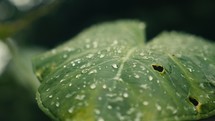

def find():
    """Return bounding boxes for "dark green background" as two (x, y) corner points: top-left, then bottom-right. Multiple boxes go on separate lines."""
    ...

(0, 0), (215, 121)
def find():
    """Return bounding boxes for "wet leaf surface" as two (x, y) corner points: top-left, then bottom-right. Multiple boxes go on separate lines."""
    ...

(32, 20), (215, 121)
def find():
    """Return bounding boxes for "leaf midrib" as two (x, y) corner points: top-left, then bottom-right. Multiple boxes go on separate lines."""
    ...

(113, 47), (137, 81)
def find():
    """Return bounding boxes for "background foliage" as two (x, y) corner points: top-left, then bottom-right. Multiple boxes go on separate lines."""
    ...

(0, 0), (215, 121)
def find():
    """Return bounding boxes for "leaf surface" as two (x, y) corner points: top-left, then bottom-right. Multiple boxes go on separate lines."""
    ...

(33, 20), (215, 121)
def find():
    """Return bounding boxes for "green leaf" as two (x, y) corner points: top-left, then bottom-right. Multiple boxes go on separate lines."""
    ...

(32, 20), (215, 121)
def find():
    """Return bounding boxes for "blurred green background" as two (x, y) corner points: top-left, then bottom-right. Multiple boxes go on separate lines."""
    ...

(0, 0), (215, 121)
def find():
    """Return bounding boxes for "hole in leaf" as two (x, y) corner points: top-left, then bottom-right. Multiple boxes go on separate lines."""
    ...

(152, 64), (164, 73)
(189, 96), (199, 106)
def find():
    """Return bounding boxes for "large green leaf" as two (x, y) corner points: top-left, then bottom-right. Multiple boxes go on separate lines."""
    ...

(32, 20), (215, 121)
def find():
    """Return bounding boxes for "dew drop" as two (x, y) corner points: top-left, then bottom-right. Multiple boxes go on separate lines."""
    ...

(126, 108), (135, 115)
(188, 68), (193, 72)
(94, 109), (101, 115)
(100, 54), (105, 58)
(112, 40), (118, 46)
(176, 92), (181, 97)
(123, 93), (129, 98)
(55, 75), (59, 78)
(143, 56), (149, 59)
(157, 80), (160, 83)
(97, 117), (105, 121)
(90, 83), (96, 89)
(56, 102), (60, 107)
(85, 38), (91, 43)
(71, 62), (75, 66)
(112, 64), (118, 69)
(140, 66), (145, 70)
(60, 79), (65, 83)
(134, 74), (140, 79)
(98, 97), (102, 101)
(148, 76), (153, 81)
(156, 104), (162, 111)
(63, 54), (68, 58)
(140, 52), (144, 56)
(199, 83), (205, 89)
(86, 44), (90, 48)
(116, 112), (125, 120)
(86, 54), (94, 58)
(65, 94), (72, 98)
(88, 69), (97, 75)
(80, 64), (86, 69)
(140, 84), (148, 89)
(51, 49), (56, 54)
(81, 69), (88, 73)
(117, 49), (122, 54)
(102, 84), (107, 89)
(75, 95), (85, 100)
(93, 42), (98, 48)
(76, 74), (81, 78)
(68, 106), (74, 113)
(48, 95), (53, 98)
(107, 105), (112, 109)
(65, 47), (74, 52)
(134, 112), (143, 121)
(143, 101), (149, 106)
(77, 60), (81, 64)
(133, 63), (137, 67)
(46, 88), (50, 92)
(83, 85), (86, 88)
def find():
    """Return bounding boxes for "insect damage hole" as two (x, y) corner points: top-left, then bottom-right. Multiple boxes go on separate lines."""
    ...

(152, 64), (164, 73)
(188, 96), (199, 106)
